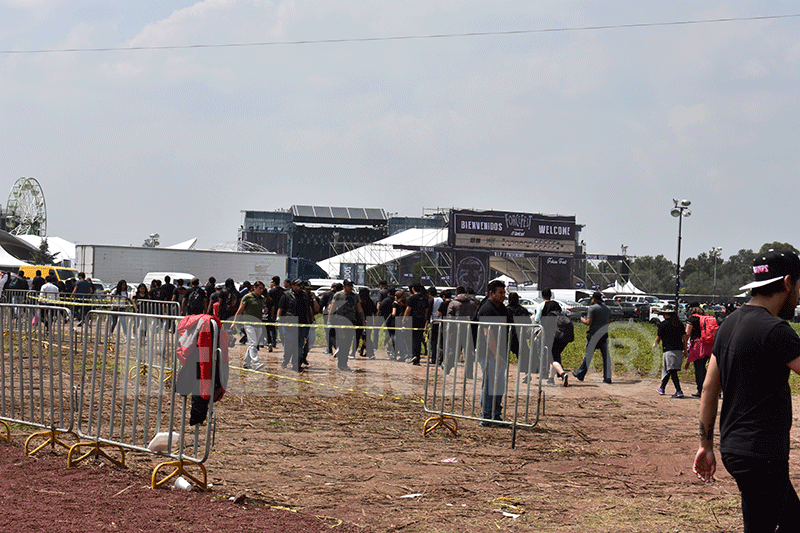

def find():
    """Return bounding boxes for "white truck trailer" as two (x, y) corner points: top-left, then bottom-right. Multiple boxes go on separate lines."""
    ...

(75, 244), (287, 286)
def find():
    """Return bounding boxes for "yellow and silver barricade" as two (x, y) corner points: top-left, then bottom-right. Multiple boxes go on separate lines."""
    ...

(0, 302), (77, 453)
(423, 316), (546, 445)
(71, 310), (223, 490)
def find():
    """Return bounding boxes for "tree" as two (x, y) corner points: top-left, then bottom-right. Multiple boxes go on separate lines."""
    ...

(629, 255), (675, 294)
(29, 238), (58, 265)
(758, 242), (798, 255)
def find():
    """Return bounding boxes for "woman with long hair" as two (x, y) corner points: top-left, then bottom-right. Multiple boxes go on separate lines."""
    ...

(110, 280), (131, 337)
(132, 283), (149, 341)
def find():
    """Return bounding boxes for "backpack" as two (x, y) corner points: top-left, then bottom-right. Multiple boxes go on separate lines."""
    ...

(219, 290), (240, 320)
(696, 314), (719, 345)
(185, 287), (206, 315)
(551, 311), (575, 344)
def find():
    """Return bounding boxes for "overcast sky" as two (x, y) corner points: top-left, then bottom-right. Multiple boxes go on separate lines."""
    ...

(1, 1), (799, 262)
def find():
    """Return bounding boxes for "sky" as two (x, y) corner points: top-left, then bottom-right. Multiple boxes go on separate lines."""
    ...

(1, 1), (799, 262)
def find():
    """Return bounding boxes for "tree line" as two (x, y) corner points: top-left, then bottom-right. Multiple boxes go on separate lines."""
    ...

(586, 242), (798, 298)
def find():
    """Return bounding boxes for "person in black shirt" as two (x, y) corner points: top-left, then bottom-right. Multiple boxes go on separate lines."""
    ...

(30, 270), (46, 292)
(476, 280), (512, 426)
(277, 279), (316, 372)
(694, 250), (800, 531)
(266, 276), (284, 352)
(431, 289), (451, 366)
(403, 284), (430, 365)
(358, 287), (378, 359)
(378, 290), (396, 357)
(652, 305), (686, 397)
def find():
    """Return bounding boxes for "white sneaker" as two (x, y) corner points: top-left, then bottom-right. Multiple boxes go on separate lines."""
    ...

(252, 363), (264, 372)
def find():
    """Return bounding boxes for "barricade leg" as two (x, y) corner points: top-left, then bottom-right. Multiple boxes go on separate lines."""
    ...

(25, 428), (79, 456)
(151, 458), (208, 491)
(0, 420), (9, 442)
(422, 414), (458, 437)
(67, 440), (126, 468)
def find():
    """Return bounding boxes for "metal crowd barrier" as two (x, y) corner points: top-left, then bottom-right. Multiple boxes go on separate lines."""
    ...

(135, 299), (180, 317)
(422, 317), (546, 445)
(0, 303), (77, 453)
(70, 309), (222, 489)
(0, 302), (224, 491)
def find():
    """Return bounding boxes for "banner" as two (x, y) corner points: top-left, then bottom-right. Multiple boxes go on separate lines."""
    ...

(451, 250), (489, 294)
(449, 209), (576, 253)
(538, 255), (574, 290)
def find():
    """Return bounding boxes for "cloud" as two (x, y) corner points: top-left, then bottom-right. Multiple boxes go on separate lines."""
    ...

(669, 103), (709, 144)
(736, 59), (770, 80)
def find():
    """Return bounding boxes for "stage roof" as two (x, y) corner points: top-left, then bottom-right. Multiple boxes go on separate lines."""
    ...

(317, 228), (447, 278)
(291, 205), (387, 225)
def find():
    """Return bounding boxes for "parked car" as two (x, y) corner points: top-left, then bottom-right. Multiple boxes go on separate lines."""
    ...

(519, 297), (541, 316)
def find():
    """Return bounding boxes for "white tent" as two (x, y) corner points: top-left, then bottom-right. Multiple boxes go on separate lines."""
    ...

(15, 235), (76, 266)
(602, 280), (646, 294)
(0, 246), (28, 268)
(166, 238), (197, 250)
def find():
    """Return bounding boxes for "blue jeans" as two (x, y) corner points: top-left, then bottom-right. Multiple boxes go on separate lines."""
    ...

(574, 332), (610, 381)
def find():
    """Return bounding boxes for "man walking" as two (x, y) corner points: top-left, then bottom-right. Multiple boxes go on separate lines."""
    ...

(72, 272), (94, 326)
(277, 279), (316, 372)
(693, 249), (800, 531)
(266, 276), (284, 352)
(572, 291), (611, 383)
(232, 281), (267, 371)
(403, 283), (430, 365)
(329, 279), (364, 372)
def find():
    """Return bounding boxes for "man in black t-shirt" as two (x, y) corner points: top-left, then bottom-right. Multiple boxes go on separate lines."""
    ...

(476, 280), (512, 426)
(266, 276), (284, 352)
(403, 284), (430, 365)
(277, 279), (315, 371)
(30, 270), (46, 292)
(694, 250), (800, 531)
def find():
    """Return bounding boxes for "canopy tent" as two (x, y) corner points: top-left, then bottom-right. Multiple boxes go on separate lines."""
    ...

(0, 230), (38, 263)
(0, 245), (29, 269)
(602, 280), (646, 294)
(166, 238), (197, 250)
(15, 235), (76, 266)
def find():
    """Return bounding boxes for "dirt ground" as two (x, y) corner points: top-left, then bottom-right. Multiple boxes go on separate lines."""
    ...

(4, 338), (792, 532)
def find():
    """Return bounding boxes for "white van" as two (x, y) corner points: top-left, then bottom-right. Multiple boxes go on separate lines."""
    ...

(142, 272), (195, 287)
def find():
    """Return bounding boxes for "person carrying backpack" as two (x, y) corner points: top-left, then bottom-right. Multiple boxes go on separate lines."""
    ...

(685, 303), (718, 398)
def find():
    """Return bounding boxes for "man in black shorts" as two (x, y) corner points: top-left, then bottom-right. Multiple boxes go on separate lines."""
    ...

(694, 249), (800, 531)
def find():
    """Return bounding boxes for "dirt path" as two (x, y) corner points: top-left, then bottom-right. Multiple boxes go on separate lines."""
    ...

(5, 341), (791, 531)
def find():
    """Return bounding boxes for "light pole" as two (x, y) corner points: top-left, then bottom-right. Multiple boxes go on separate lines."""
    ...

(671, 199), (691, 306)
(711, 246), (722, 303)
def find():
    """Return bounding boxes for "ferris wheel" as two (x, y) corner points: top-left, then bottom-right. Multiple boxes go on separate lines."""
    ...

(5, 177), (47, 236)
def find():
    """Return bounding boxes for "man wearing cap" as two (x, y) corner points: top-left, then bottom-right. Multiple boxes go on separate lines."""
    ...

(694, 249), (800, 531)
(572, 291), (612, 383)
